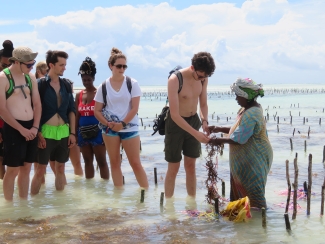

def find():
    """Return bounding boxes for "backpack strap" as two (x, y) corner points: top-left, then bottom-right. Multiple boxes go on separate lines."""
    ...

(3, 68), (33, 99)
(38, 77), (47, 103)
(3, 68), (15, 99)
(102, 81), (107, 107)
(174, 70), (183, 94)
(126, 76), (132, 94)
(62, 78), (72, 94)
(24, 74), (32, 97)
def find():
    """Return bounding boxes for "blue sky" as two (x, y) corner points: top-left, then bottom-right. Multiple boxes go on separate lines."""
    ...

(1, 0), (324, 87)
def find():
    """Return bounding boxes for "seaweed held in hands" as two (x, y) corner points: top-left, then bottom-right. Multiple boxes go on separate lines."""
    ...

(205, 135), (223, 205)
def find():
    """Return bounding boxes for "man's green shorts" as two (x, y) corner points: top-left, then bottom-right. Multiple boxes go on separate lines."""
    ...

(164, 113), (201, 162)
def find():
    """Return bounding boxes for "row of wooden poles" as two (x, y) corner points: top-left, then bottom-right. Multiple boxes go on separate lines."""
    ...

(283, 153), (325, 231)
(127, 156), (324, 232)
(131, 167), (226, 205)
(142, 88), (325, 100)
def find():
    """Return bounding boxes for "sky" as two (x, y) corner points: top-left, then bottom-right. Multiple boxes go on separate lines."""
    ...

(0, 0), (324, 87)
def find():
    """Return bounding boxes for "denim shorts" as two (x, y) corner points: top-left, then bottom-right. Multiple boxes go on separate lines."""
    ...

(102, 129), (139, 140)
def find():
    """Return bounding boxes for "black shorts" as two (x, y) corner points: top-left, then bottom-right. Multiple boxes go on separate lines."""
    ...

(0, 128), (3, 157)
(38, 137), (69, 165)
(164, 113), (201, 162)
(3, 120), (38, 167)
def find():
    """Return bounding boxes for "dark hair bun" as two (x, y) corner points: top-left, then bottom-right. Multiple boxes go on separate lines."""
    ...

(2, 40), (14, 57)
(78, 56), (97, 77)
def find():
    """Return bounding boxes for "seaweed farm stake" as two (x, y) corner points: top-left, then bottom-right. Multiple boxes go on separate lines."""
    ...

(304, 140), (307, 152)
(290, 138), (293, 151)
(292, 157), (298, 220)
(140, 189), (145, 203)
(284, 213), (291, 231)
(160, 192), (164, 206)
(285, 160), (291, 213)
(222, 181), (225, 197)
(262, 207), (266, 228)
(321, 177), (325, 216)
(214, 197), (219, 218)
(154, 167), (158, 185)
(307, 154), (312, 215)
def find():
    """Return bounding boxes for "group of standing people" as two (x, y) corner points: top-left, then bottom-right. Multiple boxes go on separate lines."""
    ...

(0, 39), (273, 209)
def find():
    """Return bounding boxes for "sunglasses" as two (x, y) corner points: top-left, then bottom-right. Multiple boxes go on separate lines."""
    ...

(113, 64), (128, 69)
(21, 60), (36, 69)
(195, 70), (208, 80)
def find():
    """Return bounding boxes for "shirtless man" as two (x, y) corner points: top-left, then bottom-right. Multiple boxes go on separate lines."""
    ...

(31, 50), (76, 194)
(0, 46), (41, 201)
(164, 52), (215, 199)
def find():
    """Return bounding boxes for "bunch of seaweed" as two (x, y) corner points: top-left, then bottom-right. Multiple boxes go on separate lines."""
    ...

(205, 135), (223, 205)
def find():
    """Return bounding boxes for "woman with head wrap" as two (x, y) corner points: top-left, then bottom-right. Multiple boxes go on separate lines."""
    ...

(209, 78), (273, 208)
(75, 57), (109, 180)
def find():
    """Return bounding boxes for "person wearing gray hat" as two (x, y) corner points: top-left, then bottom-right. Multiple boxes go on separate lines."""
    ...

(0, 46), (42, 201)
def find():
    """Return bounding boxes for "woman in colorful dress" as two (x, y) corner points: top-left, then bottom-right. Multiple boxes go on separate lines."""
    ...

(209, 78), (273, 208)
(94, 47), (148, 188)
(75, 57), (109, 179)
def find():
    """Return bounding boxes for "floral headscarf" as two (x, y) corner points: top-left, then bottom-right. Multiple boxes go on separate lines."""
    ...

(230, 78), (264, 102)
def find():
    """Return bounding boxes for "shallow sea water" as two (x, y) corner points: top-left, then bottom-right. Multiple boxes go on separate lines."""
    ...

(0, 85), (325, 243)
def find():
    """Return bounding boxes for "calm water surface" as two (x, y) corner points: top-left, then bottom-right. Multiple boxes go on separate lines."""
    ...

(0, 87), (325, 243)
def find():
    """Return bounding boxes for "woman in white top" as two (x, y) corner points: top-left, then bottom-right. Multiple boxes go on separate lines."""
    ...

(94, 47), (148, 188)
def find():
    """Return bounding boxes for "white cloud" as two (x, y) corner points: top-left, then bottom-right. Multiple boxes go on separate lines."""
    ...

(1, 0), (324, 85)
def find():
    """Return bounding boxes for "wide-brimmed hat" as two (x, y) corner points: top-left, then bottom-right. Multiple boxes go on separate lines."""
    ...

(9, 46), (38, 63)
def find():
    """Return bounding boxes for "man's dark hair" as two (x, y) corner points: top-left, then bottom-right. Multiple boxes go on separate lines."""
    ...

(46, 50), (68, 69)
(78, 57), (97, 78)
(191, 52), (215, 77)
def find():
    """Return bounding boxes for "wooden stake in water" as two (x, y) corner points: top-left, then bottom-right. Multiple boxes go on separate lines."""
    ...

(284, 213), (291, 230)
(304, 140), (307, 152)
(277, 125), (279, 133)
(222, 180), (225, 197)
(323, 145), (325, 163)
(140, 118), (143, 126)
(290, 116), (292, 125)
(285, 160), (291, 214)
(154, 167), (158, 185)
(123, 175), (125, 185)
(307, 154), (312, 215)
(140, 189), (145, 203)
(290, 138), (293, 151)
(214, 197), (219, 215)
(277, 116), (279, 124)
(262, 207), (266, 228)
(321, 182), (325, 216)
(160, 192), (164, 206)
(308, 126), (310, 138)
(293, 128), (295, 136)
(292, 157), (298, 220)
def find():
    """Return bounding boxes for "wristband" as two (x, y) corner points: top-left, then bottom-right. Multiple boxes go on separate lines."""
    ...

(70, 133), (76, 136)
(32, 126), (39, 130)
(201, 119), (209, 125)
